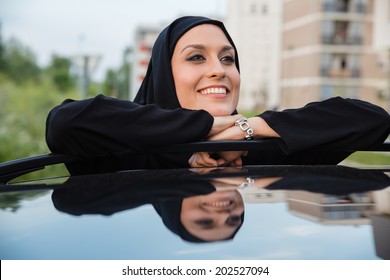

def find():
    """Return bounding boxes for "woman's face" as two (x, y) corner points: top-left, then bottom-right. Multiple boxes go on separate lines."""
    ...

(171, 24), (240, 116)
(181, 190), (244, 241)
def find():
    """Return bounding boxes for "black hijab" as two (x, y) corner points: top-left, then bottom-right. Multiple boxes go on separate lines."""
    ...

(134, 16), (240, 109)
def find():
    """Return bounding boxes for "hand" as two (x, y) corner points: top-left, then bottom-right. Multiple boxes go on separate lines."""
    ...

(190, 114), (247, 168)
(209, 116), (281, 141)
(209, 114), (243, 137)
(188, 151), (245, 168)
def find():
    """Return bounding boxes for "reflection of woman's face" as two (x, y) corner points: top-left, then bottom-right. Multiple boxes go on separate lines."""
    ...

(181, 190), (244, 241)
(171, 24), (240, 116)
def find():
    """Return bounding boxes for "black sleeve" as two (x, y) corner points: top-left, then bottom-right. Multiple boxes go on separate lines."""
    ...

(259, 97), (390, 154)
(46, 94), (214, 158)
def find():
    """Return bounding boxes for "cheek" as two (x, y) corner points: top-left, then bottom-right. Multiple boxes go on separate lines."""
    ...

(174, 70), (202, 109)
(231, 70), (241, 91)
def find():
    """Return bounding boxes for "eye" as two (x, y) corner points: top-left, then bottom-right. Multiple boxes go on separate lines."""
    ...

(187, 54), (206, 62)
(221, 55), (235, 65)
(194, 219), (214, 228)
(226, 215), (241, 226)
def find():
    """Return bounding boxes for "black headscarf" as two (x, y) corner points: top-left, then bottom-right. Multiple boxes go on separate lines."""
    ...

(134, 16), (240, 109)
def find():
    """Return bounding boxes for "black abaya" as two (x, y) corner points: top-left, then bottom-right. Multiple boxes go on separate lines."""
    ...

(45, 16), (390, 174)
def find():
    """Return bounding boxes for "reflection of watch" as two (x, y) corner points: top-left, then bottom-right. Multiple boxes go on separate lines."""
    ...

(239, 177), (254, 189)
(235, 118), (254, 140)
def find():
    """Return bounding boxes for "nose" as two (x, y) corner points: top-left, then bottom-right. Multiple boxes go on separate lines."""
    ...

(207, 57), (226, 79)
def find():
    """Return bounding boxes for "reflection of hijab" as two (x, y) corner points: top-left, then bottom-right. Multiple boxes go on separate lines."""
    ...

(51, 170), (215, 215)
(154, 196), (244, 243)
(51, 170), (243, 243)
(134, 16), (240, 109)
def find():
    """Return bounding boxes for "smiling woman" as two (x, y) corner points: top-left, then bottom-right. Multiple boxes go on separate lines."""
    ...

(171, 24), (240, 116)
(45, 16), (390, 175)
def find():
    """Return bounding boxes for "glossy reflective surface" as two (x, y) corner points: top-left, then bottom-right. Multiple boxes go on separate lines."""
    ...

(1, 165), (389, 260)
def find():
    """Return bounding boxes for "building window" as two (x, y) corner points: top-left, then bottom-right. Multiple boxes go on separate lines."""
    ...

(251, 3), (257, 14)
(320, 85), (360, 100)
(262, 4), (268, 15)
(323, 0), (367, 14)
(321, 21), (362, 45)
(322, 0), (350, 13)
(355, 0), (366, 13)
(320, 53), (361, 78)
(348, 21), (363, 44)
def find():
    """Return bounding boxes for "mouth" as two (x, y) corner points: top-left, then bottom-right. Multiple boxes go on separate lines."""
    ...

(199, 87), (228, 95)
(204, 200), (232, 208)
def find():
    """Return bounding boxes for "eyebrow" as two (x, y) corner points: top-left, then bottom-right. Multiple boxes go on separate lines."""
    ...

(180, 44), (234, 54)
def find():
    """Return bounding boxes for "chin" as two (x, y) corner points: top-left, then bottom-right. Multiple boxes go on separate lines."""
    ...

(207, 107), (236, 116)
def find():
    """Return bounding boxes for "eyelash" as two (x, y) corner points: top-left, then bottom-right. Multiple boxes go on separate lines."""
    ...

(186, 54), (235, 64)
(187, 54), (205, 62)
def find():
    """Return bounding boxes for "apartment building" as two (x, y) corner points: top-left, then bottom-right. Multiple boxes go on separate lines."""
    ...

(281, 0), (388, 109)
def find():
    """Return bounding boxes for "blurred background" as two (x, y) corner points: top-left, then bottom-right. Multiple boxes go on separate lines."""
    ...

(0, 0), (389, 165)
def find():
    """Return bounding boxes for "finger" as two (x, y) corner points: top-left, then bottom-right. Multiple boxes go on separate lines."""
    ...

(189, 152), (219, 168)
(209, 114), (244, 136)
(233, 157), (243, 167)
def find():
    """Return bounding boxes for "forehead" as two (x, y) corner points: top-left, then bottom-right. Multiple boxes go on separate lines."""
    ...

(176, 24), (231, 47)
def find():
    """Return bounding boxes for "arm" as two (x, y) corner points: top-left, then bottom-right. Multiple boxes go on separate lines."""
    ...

(210, 97), (390, 153)
(192, 97), (390, 167)
(259, 97), (390, 154)
(46, 94), (214, 158)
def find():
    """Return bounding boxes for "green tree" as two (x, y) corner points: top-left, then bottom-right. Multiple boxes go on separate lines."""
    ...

(102, 46), (132, 99)
(46, 54), (75, 92)
(0, 22), (6, 74)
(1, 37), (41, 84)
(103, 68), (118, 97)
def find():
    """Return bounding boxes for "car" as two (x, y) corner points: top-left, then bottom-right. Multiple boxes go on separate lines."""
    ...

(1, 140), (389, 260)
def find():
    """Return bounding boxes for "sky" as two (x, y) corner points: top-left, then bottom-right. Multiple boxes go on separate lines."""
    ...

(0, 0), (227, 80)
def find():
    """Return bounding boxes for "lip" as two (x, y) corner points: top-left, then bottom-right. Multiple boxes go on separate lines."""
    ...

(198, 85), (230, 96)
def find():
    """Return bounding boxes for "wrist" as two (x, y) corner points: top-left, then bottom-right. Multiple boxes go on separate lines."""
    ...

(248, 117), (280, 139)
(234, 118), (254, 140)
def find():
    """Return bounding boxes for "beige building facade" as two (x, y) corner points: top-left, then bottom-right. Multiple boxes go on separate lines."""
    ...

(226, 0), (283, 111)
(281, 0), (389, 109)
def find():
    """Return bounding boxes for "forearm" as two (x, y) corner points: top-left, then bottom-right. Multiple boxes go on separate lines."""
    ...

(259, 97), (390, 153)
(46, 95), (214, 157)
(248, 116), (280, 139)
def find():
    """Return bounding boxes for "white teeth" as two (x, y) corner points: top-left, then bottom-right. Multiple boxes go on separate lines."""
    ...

(205, 200), (231, 207)
(200, 88), (227, 95)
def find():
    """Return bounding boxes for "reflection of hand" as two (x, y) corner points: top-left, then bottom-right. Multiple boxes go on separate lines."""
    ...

(212, 177), (283, 189)
(188, 151), (246, 168)
(188, 152), (225, 167)
(217, 151), (246, 167)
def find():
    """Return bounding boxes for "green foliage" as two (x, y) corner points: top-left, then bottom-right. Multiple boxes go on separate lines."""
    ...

(0, 23), (6, 73)
(0, 75), (77, 163)
(45, 54), (75, 92)
(0, 191), (48, 212)
(0, 31), (78, 176)
(1, 37), (41, 84)
(345, 152), (390, 166)
(102, 46), (132, 100)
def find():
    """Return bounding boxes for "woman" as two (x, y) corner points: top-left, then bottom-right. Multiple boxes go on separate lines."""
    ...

(46, 16), (390, 174)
